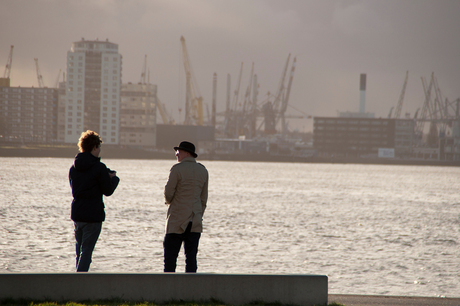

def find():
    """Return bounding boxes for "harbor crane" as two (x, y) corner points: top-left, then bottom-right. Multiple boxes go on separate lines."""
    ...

(136, 54), (173, 124)
(180, 36), (204, 125)
(140, 54), (147, 84)
(34, 58), (45, 88)
(278, 57), (296, 135)
(3, 45), (14, 78)
(54, 69), (61, 88)
(415, 72), (460, 146)
(157, 98), (175, 124)
(394, 71), (408, 118)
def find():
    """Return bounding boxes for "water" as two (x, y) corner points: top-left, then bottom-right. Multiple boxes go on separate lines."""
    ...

(0, 157), (459, 297)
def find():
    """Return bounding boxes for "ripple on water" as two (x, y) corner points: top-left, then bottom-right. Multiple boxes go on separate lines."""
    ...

(1, 158), (459, 297)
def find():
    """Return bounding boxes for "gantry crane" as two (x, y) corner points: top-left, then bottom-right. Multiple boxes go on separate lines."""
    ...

(34, 58), (45, 88)
(3, 45), (14, 78)
(180, 36), (203, 125)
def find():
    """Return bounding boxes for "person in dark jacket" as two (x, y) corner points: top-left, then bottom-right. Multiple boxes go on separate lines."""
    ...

(69, 130), (119, 272)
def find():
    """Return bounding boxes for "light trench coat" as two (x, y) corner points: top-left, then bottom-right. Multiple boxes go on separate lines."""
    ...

(164, 157), (208, 234)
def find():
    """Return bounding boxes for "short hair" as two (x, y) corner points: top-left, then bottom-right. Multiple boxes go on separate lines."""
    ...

(78, 130), (102, 153)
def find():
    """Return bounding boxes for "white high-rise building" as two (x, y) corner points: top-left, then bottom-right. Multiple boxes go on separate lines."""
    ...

(64, 38), (122, 144)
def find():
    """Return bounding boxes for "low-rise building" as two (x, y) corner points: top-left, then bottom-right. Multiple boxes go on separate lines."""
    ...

(313, 117), (415, 158)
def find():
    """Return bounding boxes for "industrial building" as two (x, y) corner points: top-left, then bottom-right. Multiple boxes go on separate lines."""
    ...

(0, 86), (58, 143)
(156, 124), (214, 154)
(64, 38), (122, 145)
(313, 117), (415, 158)
(120, 82), (157, 147)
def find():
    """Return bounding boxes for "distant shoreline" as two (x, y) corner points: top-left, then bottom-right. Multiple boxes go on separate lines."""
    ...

(0, 145), (459, 167)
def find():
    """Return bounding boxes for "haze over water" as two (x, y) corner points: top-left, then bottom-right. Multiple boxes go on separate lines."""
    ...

(0, 157), (459, 297)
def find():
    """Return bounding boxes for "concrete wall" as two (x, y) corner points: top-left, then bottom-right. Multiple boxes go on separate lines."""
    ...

(0, 273), (328, 306)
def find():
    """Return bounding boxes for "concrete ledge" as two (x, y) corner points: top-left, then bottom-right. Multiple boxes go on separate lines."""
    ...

(0, 273), (328, 306)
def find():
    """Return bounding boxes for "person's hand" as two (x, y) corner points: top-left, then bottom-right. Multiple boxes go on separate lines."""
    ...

(109, 171), (117, 178)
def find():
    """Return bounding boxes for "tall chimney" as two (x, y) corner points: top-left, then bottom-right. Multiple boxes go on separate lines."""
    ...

(359, 73), (366, 113)
(212, 73), (217, 128)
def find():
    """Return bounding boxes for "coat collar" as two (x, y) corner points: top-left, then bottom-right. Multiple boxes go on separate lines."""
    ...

(180, 156), (196, 163)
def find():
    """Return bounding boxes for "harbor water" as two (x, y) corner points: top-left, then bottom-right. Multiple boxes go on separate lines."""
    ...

(0, 157), (459, 297)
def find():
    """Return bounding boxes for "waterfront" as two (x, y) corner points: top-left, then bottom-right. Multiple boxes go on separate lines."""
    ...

(0, 157), (459, 297)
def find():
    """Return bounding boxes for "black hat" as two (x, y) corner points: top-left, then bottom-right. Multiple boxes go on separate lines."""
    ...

(174, 141), (198, 158)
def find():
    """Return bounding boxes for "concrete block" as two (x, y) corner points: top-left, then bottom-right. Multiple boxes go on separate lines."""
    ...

(0, 273), (328, 306)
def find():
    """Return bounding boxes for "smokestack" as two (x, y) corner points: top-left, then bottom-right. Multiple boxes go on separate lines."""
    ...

(212, 73), (217, 128)
(360, 73), (366, 113)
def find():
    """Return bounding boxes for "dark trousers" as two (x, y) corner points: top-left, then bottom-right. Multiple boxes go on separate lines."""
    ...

(163, 222), (201, 273)
(74, 221), (102, 272)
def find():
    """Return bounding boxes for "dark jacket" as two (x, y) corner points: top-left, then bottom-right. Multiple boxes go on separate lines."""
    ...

(69, 152), (120, 222)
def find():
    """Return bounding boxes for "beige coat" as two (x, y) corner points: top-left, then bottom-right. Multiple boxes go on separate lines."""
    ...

(164, 157), (208, 234)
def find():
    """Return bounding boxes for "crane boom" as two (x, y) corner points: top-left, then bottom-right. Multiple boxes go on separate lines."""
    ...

(140, 54), (147, 84)
(55, 69), (61, 88)
(34, 58), (45, 88)
(157, 98), (174, 124)
(180, 36), (203, 125)
(278, 57), (296, 135)
(416, 74), (434, 135)
(3, 45), (14, 78)
(273, 54), (291, 111)
(232, 62), (243, 111)
(394, 71), (408, 118)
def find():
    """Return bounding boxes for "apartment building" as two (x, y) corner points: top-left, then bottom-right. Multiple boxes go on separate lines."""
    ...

(65, 38), (122, 144)
(120, 82), (157, 147)
(0, 86), (58, 143)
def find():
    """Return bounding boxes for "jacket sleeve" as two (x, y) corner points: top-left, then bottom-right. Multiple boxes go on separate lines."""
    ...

(99, 164), (120, 196)
(164, 166), (179, 204)
(201, 171), (208, 215)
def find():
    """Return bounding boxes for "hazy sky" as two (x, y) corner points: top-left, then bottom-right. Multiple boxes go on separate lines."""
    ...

(1, 0), (459, 131)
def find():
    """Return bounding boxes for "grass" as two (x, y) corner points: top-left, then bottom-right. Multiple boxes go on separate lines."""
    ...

(0, 299), (345, 306)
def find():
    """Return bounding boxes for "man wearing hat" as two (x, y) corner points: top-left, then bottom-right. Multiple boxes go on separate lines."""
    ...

(163, 141), (209, 272)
